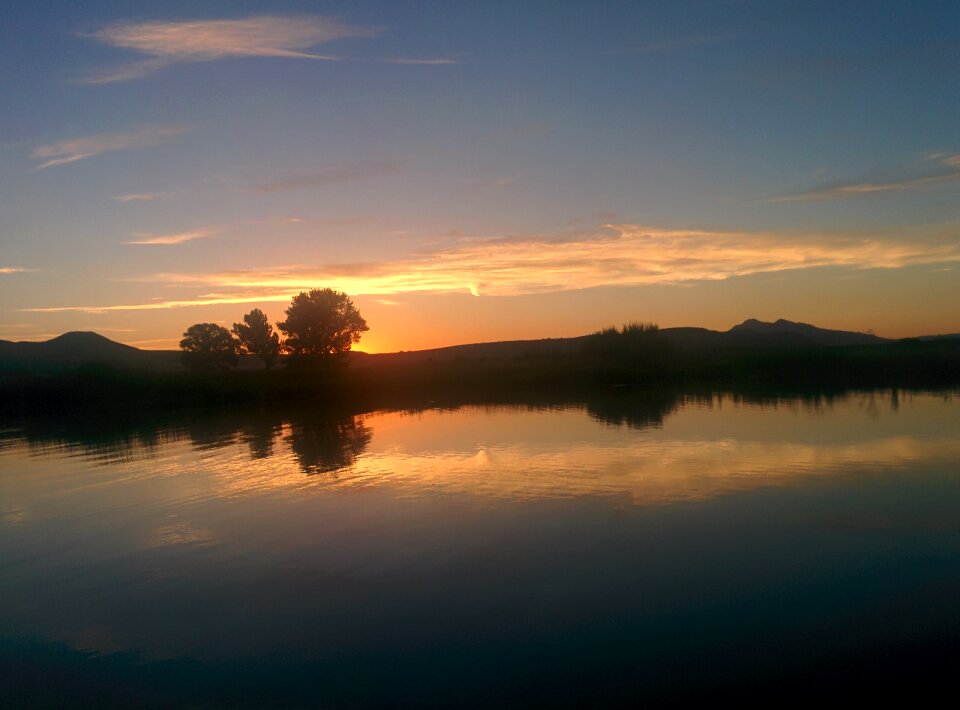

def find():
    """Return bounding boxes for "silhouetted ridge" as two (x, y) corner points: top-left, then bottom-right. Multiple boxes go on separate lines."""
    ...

(0, 320), (909, 376)
(723, 318), (886, 347)
(43, 331), (140, 357)
(0, 331), (182, 371)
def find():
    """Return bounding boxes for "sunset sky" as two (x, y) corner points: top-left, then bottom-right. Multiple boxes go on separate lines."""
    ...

(2, 1), (959, 352)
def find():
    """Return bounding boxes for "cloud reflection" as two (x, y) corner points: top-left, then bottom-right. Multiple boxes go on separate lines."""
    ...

(5, 392), (958, 507)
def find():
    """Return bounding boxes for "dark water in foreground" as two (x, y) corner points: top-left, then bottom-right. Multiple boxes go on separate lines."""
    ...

(2, 390), (959, 707)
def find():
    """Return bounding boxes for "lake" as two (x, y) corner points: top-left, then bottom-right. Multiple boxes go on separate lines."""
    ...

(2, 389), (959, 707)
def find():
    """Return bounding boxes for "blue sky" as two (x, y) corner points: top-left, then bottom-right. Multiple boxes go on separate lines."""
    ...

(2, 1), (959, 350)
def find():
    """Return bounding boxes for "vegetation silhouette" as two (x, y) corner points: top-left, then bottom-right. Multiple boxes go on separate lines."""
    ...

(179, 323), (239, 372)
(3, 314), (960, 418)
(581, 322), (675, 376)
(233, 309), (281, 370)
(278, 288), (368, 367)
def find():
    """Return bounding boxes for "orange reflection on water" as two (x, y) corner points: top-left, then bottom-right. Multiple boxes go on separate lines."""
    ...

(3, 392), (958, 512)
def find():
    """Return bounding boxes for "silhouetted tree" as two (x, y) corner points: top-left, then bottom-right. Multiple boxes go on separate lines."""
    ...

(179, 323), (240, 372)
(232, 308), (281, 369)
(277, 288), (369, 366)
(582, 322), (672, 373)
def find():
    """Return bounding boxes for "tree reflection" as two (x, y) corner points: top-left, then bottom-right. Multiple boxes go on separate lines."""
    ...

(240, 417), (282, 459)
(186, 417), (241, 451)
(285, 412), (372, 474)
(584, 389), (681, 429)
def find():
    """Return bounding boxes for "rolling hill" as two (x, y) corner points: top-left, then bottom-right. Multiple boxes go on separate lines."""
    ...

(0, 320), (898, 373)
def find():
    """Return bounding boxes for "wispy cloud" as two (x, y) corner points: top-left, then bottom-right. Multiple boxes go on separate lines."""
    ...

(771, 153), (960, 203)
(388, 57), (460, 65)
(31, 125), (187, 169)
(252, 162), (401, 193)
(25, 223), (960, 313)
(607, 30), (742, 55)
(82, 15), (380, 83)
(125, 228), (218, 246)
(126, 338), (180, 349)
(111, 192), (170, 202)
(1, 267), (38, 274)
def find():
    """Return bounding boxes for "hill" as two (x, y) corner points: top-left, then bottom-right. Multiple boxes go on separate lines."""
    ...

(352, 318), (888, 366)
(658, 318), (887, 352)
(0, 332), (181, 372)
(2, 322), (958, 415)
(0, 320), (894, 373)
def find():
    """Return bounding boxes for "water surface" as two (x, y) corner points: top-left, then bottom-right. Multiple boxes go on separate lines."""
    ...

(2, 390), (959, 706)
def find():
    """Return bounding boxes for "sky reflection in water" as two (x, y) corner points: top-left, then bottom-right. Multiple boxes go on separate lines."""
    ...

(1, 390), (959, 705)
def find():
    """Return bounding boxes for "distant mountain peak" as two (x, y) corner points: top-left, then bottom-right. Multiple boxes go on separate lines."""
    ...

(49, 330), (127, 344)
(46, 331), (139, 351)
(730, 318), (816, 332)
(723, 318), (884, 345)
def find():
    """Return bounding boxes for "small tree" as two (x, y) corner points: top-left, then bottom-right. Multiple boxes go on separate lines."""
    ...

(232, 308), (281, 369)
(179, 323), (240, 372)
(277, 288), (369, 365)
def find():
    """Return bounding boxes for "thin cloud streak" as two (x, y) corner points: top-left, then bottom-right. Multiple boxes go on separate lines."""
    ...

(111, 192), (169, 202)
(1, 267), (37, 274)
(125, 229), (217, 246)
(25, 224), (960, 313)
(25, 293), (296, 314)
(31, 125), (188, 169)
(388, 57), (460, 65)
(252, 162), (401, 193)
(83, 15), (380, 83)
(609, 30), (742, 55)
(772, 153), (960, 202)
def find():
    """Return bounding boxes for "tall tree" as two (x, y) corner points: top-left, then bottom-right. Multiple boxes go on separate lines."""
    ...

(179, 323), (240, 372)
(232, 308), (281, 369)
(277, 289), (369, 365)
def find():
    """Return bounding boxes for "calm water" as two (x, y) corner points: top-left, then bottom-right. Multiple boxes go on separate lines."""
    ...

(2, 390), (959, 706)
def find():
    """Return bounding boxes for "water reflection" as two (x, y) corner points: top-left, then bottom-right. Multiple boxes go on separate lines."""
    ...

(1, 389), (957, 506)
(241, 416), (282, 459)
(1, 406), (376, 477)
(286, 413), (372, 474)
(1, 389), (959, 706)
(585, 388), (680, 428)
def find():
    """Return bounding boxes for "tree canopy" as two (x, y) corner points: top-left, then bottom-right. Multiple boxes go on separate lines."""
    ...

(179, 323), (240, 371)
(232, 308), (280, 369)
(581, 322), (672, 370)
(277, 289), (369, 365)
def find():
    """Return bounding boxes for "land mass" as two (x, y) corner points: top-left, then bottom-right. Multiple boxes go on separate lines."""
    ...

(0, 318), (902, 371)
(1, 319), (958, 416)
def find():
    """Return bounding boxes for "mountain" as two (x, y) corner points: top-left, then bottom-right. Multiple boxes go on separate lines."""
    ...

(724, 318), (886, 346)
(663, 318), (887, 350)
(0, 332), (180, 371)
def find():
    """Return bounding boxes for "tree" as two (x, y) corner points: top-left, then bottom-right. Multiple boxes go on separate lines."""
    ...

(277, 288), (369, 365)
(232, 308), (281, 369)
(179, 323), (240, 371)
(581, 322), (671, 371)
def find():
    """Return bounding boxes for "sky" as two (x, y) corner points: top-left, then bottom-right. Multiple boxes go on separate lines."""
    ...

(1, 0), (959, 352)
